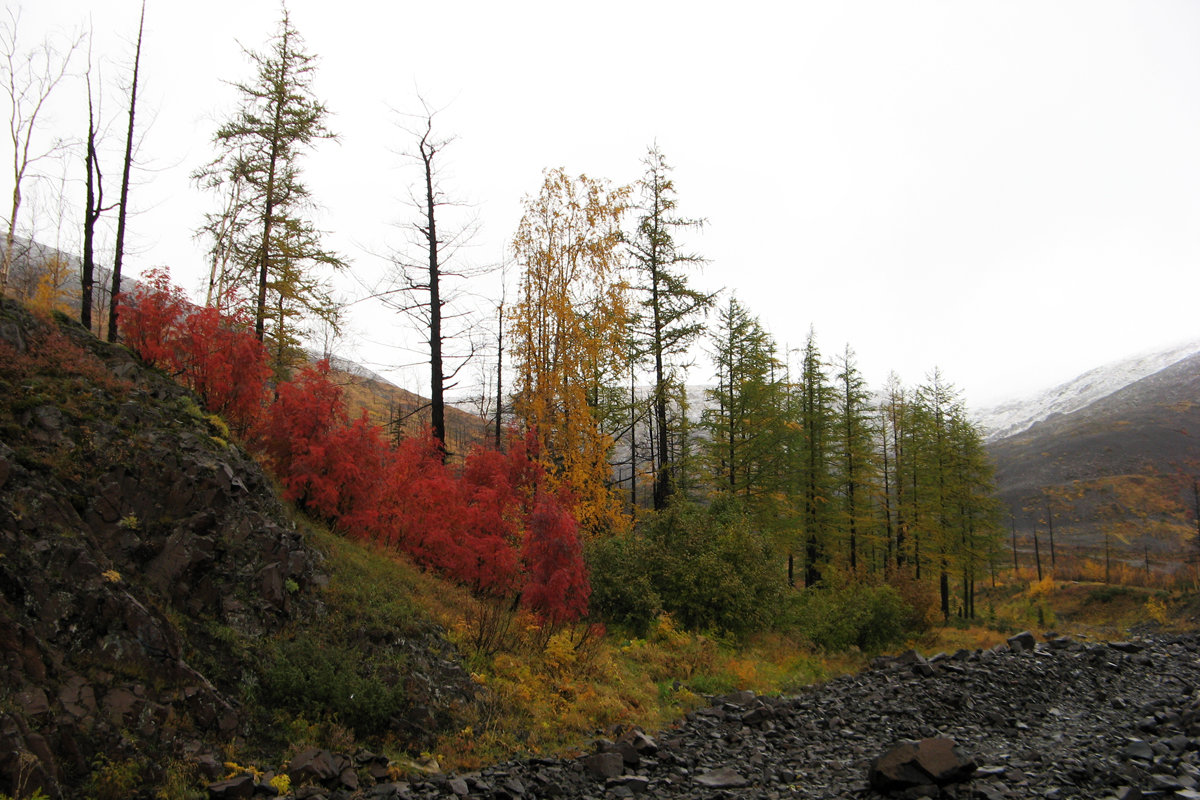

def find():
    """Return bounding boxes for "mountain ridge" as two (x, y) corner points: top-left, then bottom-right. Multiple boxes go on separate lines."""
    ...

(976, 339), (1200, 442)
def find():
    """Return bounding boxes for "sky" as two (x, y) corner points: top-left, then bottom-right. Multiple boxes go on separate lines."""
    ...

(10, 1), (1200, 410)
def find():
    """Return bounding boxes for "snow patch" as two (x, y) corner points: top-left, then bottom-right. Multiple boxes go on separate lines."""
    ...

(975, 339), (1200, 441)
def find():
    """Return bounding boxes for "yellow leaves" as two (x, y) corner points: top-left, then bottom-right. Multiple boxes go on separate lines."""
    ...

(1028, 574), (1056, 598)
(1145, 595), (1169, 624)
(511, 168), (632, 538)
(101, 569), (122, 584)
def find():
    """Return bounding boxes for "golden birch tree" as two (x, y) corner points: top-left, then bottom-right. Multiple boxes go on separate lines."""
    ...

(511, 168), (631, 538)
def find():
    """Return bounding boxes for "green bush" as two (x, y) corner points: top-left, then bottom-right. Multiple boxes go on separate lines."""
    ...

(258, 633), (406, 734)
(781, 582), (912, 653)
(587, 498), (784, 637)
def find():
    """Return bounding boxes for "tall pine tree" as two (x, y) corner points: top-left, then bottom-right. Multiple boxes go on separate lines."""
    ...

(195, 5), (344, 370)
(627, 145), (715, 509)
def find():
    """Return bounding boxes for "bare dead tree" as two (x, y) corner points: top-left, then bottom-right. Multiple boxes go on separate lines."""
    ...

(1, 8), (82, 297)
(81, 40), (117, 331)
(371, 100), (490, 458)
(106, 0), (144, 342)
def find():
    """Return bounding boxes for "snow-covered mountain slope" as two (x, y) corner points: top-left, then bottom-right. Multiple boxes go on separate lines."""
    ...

(975, 339), (1200, 442)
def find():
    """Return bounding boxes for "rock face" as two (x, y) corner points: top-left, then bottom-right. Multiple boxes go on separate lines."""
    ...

(384, 632), (1200, 800)
(0, 301), (475, 799)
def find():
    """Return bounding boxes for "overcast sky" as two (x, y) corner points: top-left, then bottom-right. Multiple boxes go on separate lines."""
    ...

(12, 1), (1200, 409)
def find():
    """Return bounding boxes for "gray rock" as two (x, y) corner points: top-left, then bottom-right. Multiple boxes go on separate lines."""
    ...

(1007, 631), (1037, 651)
(693, 766), (749, 788)
(582, 751), (624, 779)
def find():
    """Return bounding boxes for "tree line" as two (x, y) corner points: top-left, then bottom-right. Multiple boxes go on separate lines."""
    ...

(6, 3), (1004, 633)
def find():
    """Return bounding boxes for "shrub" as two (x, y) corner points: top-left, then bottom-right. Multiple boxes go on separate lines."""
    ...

(258, 633), (406, 735)
(780, 581), (913, 653)
(587, 498), (783, 637)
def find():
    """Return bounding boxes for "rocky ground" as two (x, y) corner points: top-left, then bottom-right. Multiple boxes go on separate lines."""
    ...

(317, 630), (1200, 800)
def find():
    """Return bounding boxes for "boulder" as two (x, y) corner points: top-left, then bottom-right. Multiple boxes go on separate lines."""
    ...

(693, 766), (749, 788)
(206, 774), (255, 799)
(1007, 631), (1037, 652)
(868, 738), (976, 791)
(582, 751), (624, 779)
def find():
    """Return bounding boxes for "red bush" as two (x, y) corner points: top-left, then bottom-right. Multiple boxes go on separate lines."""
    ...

(521, 490), (591, 623)
(120, 268), (269, 434)
(120, 272), (590, 620)
(118, 268), (187, 368)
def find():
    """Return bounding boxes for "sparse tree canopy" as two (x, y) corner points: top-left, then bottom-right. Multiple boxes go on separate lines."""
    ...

(195, 4), (344, 369)
(627, 145), (716, 510)
(0, 7), (82, 297)
(376, 104), (486, 457)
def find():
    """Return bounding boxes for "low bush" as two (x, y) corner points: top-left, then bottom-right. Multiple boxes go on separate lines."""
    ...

(258, 633), (407, 734)
(587, 498), (783, 637)
(780, 581), (913, 653)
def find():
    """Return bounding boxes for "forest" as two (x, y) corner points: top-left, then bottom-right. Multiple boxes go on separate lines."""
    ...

(2, 4), (1003, 645)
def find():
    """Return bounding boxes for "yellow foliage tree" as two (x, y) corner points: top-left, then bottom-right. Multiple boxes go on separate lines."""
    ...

(30, 254), (77, 315)
(511, 168), (631, 538)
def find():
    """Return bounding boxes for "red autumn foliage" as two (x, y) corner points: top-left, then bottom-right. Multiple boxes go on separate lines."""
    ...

(174, 304), (270, 435)
(118, 268), (188, 369)
(120, 268), (269, 434)
(521, 490), (591, 624)
(118, 271), (590, 622)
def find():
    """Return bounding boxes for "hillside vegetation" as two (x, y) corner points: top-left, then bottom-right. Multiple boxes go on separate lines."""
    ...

(0, 296), (1191, 799)
(987, 352), (1200, 584)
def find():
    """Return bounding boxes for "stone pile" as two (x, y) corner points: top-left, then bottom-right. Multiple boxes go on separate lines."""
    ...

(340, 631), (1200, 800)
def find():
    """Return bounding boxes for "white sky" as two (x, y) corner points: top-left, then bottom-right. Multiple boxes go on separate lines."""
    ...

(12, 0), (1200, 409)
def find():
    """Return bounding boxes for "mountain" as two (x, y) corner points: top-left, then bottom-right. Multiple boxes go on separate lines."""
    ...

(985, 345), (1200, 575)
(976, 339), (1200, 442)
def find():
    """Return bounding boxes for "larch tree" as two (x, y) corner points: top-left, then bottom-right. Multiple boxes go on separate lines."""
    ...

(795, 329), (835, 587)
(195, 5), (344, 367)
(831, 344), (878, 574)
(510, 167), (631, 538)
(0, 7), (81, 297)
(701, 296), (784, 502)
(627, 145), (715, 510)
(945, 404), (1000, 618)
(916, 368), (958, 618)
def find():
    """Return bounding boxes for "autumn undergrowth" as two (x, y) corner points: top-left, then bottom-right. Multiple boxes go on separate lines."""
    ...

(914, 575), (1196, 656)
(288, 526), (868, 773)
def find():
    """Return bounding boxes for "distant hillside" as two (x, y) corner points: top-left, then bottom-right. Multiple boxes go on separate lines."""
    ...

(329, 360), (491, 457)
(986, 349), (1200, 574)
(976, 339), (1200, 441)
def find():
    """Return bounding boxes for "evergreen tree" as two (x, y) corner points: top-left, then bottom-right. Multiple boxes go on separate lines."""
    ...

(701, 296), (784, 503)
(945, 400), (1001, 618)
(195, 5), (344, 368)
(831, 344), (878, 574)
(916, 369), (958, 618)
(795, 329), (835, 587)
(627, 145), (716, 509)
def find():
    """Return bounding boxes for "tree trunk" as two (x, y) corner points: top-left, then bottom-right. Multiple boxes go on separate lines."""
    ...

(420, 133), (445, 458)
(1033, 525), (1043, 582)
(107, 1), (144, 342)
(81, 74), (100, 330)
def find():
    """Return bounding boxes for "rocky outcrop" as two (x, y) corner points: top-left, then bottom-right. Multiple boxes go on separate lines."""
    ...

(0, 301), (477, 798)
